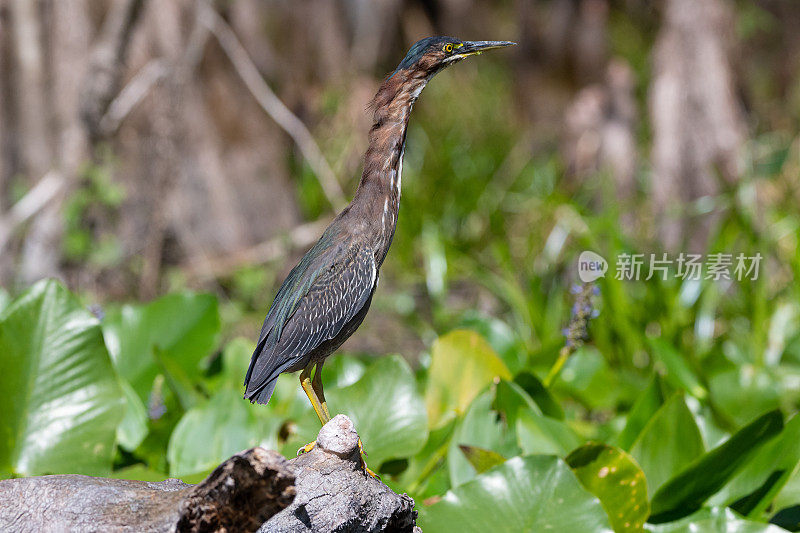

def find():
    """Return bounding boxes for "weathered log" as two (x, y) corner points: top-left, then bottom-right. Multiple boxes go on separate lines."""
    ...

(262, 415), (418, 533)
(0, 447), (294, 533)
(0, 415), (418, 533)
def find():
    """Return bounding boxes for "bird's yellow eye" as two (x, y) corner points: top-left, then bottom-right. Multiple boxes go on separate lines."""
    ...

(444, 43), (453, 53)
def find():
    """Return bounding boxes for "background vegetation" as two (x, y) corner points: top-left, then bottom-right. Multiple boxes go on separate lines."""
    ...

(1, 0), (800, 531)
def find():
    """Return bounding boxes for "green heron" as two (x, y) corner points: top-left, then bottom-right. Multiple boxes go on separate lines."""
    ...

(244, 36), (514, 453)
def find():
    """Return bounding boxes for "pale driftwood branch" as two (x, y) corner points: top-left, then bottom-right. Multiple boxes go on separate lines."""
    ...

(80, 0), (145, 140)
(199, 3), (347, 211)
(0, 415), (418, 533)
(98, 59), (169, 136)
(0, 170), (65, 254)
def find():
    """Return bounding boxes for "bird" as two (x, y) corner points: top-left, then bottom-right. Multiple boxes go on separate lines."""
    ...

(244, 36), (514, 462)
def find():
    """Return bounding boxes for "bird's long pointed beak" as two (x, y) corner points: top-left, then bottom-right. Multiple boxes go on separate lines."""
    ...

(456, 40), (516, 57)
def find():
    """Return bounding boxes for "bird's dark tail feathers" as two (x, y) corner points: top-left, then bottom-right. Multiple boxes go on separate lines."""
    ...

(244, 377), (278, 405)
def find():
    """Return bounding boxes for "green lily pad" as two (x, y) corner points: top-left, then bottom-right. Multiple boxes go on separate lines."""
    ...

(117, 379), (149, 452)
(102, 292), (220, 402)
(448, 389), (517, 487)
(567, 443), (649, 533)
(425, 329), (511, 428)
(328, 355), (428, 467)
(420, 455), (614, 532)
(167, 387), (279, 477)
(517, 409), (582, 457)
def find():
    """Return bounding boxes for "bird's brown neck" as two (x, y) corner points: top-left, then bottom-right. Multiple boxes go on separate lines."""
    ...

(350, 69), (430, 265)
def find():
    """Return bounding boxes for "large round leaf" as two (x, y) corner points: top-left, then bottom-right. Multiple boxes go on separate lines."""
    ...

(567, 443), (649, 533)
(328, 355), (428, 467)
(0, 280), (125, 477)
(102, 292), (220, 401)
(167, 387), (279, 477)
(458, 314), (527, 374)
(448, 389), (517, 487)
(420, 455), (614, 532)
(516, 409), (582, 457)
(425, 330), (511, 428)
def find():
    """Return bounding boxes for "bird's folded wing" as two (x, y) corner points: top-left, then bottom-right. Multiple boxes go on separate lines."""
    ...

(244, 243), (376, 396)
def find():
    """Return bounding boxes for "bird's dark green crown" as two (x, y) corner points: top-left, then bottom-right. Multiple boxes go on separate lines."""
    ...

(391, 36), (515, 77)
(394, 36), (460, 72)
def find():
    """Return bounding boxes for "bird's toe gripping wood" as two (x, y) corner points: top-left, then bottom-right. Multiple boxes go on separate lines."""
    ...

(297, 440), (316, 456)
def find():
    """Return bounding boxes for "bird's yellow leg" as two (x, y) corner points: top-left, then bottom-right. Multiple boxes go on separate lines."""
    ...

(301, 362), (330, 426)
(358, 437), (380, 479)
(298, 362), (330, 455)
(300, 361), (376, 478)
(311, 361), (331, 421)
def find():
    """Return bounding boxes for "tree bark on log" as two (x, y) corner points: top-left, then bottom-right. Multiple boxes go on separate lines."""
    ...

(0, 415), (419, 533)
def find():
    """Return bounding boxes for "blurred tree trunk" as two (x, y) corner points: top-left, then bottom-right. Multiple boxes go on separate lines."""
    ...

(9, 0), (50, 179)
(18, 0), (93, 285)
(0, 0), (144, 286)
(1, 0), (310, 296)
(0, 0), (12, 214)
(649, 0), (746, 251)
(563, 59), (638, 230)
(513, 0), (611, 146)
(10, 0), (58, 285)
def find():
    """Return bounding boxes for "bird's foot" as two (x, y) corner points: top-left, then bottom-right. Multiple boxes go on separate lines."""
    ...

(298, 436), (377, 477)
(297, 440), (316, 456)
(358, 437), (380, 479)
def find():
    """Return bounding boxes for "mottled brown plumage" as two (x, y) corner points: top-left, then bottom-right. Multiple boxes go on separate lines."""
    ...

(244, 37), (514, 426)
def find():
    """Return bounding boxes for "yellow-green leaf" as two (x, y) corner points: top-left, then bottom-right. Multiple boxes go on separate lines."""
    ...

(425, 330), (511, 428)
(567, 443), (649, 533)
